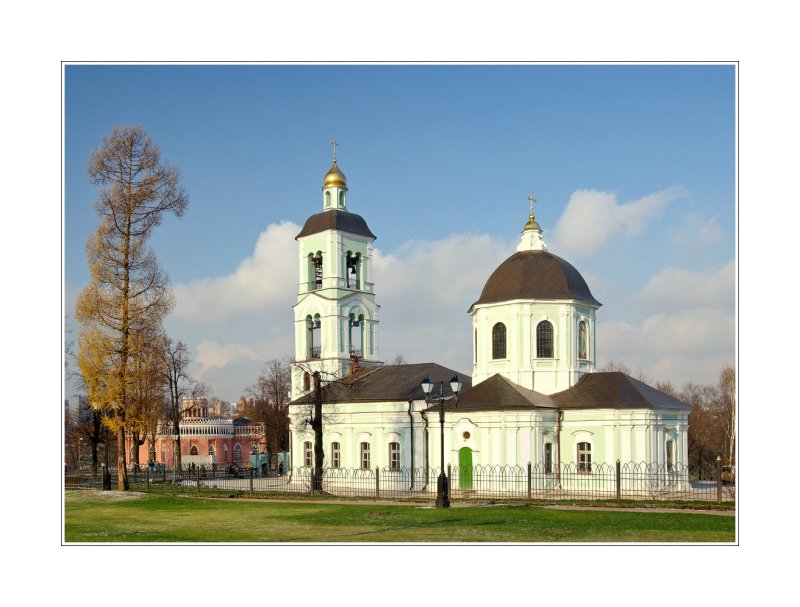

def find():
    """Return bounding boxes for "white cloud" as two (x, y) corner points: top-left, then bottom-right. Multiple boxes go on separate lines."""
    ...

(372, 232), (513, 371)
(642, 261), (734, 311)
(598, 308), (734, 386)
(598, 260), (735, 386)
(671, 212), (726, 249)
(550, 187), (684, 258)
(194, 341), (260, 376)
(172, 221), (300, 325)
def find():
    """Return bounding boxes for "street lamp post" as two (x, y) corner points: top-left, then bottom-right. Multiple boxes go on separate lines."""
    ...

(78, 437), (83, 485)
(421, 374), (462, 508)
(172, 435), (179, 483)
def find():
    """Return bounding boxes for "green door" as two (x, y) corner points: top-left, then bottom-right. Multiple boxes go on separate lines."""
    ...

(459, 447), (473, 490)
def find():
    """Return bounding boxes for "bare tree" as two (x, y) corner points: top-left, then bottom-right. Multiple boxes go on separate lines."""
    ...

(391, 354), (407, 365)
(599, 359), (650, 383)
(290, 363), (352, 490)
(160, 336), (192, 471)
(719, 365), (736, 466)
(76, 125), (188, 490)
(245, 359), (292, 456)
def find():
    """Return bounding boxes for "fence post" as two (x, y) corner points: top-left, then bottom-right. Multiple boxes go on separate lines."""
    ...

(616, 460), (621, 500)
(146, 466), (150, 492)
(250, 468), (254, 493)
(376, 467), (380, 498)
(196, 466), (200, 494)
(527, 462), (532, 499)
(716, 456), (722, 504)
(447, 464), (451, 499)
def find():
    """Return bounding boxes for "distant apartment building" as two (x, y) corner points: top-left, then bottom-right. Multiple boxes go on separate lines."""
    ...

(65, 395), (90, 421)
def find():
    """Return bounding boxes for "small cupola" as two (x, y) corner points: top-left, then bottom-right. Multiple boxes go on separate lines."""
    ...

(322, 139), (348, 210)
(323, 162), (347, 188)
(517, 192), (548, 252)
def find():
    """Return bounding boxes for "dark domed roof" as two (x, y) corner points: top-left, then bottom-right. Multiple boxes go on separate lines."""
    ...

(295, 209), (376, 240)
(471, 250), (601, 308)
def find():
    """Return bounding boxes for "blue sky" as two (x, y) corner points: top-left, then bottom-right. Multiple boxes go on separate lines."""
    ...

(64, 64), (735, 401)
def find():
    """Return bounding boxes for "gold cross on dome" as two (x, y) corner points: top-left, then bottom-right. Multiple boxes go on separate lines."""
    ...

(528, 192), (536, 219)
(330, 139), (339, 162)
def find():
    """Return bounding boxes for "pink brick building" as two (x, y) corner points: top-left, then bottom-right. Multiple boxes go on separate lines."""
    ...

(126, 398), (265, 468)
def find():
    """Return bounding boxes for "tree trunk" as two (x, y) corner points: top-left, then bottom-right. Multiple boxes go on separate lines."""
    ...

(312, 372), (324, 491)
(174, 418), (182, 471)
(117, 426), (129, 490)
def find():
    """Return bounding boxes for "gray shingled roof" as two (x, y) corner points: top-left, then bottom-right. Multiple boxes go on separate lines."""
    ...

(432, 373), (556, 412)
(291, 368), (690, 412)
(470, 250), (601, 310)
(295, 209), (377, 240)
(290, 363), (470, 404)
(552, 372), (692, 410)
(429, 372), (691, 413)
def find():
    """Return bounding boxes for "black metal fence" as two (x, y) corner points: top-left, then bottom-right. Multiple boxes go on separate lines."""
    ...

(65, 460), (735, 504)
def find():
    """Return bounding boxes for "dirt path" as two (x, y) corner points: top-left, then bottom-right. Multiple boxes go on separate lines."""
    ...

(198, 495), (735, 515)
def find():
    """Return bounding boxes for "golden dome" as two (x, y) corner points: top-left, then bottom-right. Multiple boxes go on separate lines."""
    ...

(323, 161), (347, 188)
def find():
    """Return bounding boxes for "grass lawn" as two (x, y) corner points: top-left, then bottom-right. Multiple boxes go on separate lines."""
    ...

(64, 491), (735, 543)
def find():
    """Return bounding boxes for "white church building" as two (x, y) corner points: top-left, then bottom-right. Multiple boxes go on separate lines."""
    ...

(287, 153), (691, 481)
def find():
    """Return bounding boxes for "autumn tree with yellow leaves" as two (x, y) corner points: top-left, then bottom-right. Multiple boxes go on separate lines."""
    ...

(76, 126), (187, 490)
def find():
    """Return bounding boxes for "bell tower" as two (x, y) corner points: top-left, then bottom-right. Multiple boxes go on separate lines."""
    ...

(291, 143), (382, 398)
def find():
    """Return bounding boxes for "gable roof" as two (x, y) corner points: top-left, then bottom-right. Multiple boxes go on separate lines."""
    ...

(289, 363), (470, 405)
(552, 372), (692, 410)
(432, 373), (556, 412)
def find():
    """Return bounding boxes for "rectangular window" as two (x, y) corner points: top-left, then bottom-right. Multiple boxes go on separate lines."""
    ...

(389, 442), (400, 471)
(331, 442), (341, 469)
(544, 443), (553, 474)
(304, 441), (313, 468)
(577, 442), (591, 474)
(360, 442), (371, 470)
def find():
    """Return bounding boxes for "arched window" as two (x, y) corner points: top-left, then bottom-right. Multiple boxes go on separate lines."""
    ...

(224, 444), (228, 462)
(303, 372), (311, 391)
(161, 444), (166, 464)
(149, 445), (156, 464)
(360, 442), (371, 469)
(577, 442), (591, 474)
(208, 444), (215, 456)
(251, 442), (259, 455)
(578, 321), (588, 360)
(234, 444), (242, 462)
(331, 442), (341, 468)
(339, 191), (345, 208)
(190, 445), (198, 455)
(303, 441), (313, 468)
(349, 313), (364, 357)
(537, 320), (554, 358)
(307, 314), (321, 359)
(389, 442), (400, 471)
(666, 439), (675, 472)
(313, 252), (323, 288)
(325, 191), (331, 207)
(492, 323), (507, 359)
